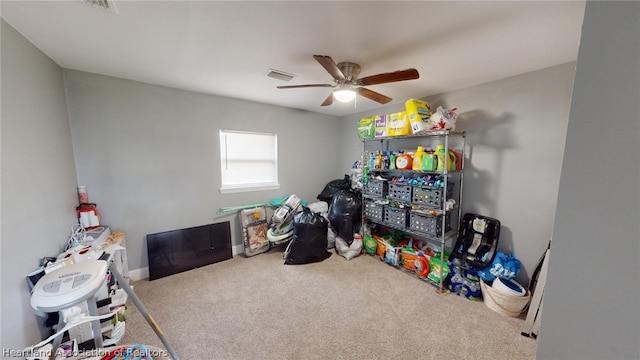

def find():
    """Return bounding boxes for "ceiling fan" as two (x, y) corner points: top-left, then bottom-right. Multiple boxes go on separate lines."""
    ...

(277, 55), (420, 106)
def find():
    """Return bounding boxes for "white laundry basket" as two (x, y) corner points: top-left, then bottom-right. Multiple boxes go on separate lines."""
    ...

(480, 279), (531, 317)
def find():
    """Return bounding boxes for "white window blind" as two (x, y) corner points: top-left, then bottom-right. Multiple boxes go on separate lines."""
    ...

(219, 130), (279, 193)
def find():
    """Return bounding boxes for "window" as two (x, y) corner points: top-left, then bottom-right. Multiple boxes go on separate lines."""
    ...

(219, 130), (279, 193)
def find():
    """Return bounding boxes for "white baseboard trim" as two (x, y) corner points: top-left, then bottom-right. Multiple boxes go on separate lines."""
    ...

(128, 267), (149, 281)
(128, 245), (244, 281)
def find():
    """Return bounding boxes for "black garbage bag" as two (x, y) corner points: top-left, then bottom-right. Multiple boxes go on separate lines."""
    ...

(284, 208), (332, 265)
(328, 190), (362, 246)
(317, 175), (352, 203)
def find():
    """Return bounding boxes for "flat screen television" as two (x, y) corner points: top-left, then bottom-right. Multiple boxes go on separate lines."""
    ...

(146, 221), (232, 280)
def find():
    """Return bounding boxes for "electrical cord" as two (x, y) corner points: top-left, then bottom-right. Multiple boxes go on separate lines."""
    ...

(65, 224), (107, 251)
(65, 224), (87, 251)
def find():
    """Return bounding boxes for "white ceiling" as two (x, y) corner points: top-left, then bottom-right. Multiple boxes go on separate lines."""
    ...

(1, 1), (586, 117)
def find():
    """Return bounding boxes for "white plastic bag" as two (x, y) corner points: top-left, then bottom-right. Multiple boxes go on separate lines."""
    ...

(326, 226), (336, 249)
(427, 106), (457, 131)
(335, 234), (363, 260)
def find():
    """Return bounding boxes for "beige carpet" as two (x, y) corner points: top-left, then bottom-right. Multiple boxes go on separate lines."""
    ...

(120, 248), (537, 360)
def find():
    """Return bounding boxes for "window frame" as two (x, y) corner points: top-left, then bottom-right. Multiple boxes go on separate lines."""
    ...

(218, 130), (280, 194)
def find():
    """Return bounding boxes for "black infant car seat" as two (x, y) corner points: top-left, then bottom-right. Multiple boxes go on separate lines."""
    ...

(449, 213), (500, 269)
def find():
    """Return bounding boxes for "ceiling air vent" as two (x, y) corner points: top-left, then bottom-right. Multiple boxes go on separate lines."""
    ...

(81, 0), (118, 14)
(266, 69), (295, 82)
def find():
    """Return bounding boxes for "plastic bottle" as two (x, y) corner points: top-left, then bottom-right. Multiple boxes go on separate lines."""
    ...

(389, 151), (396, 170)
(368, 153), (376, 169)
(382, 151), (390, 170)
(395, 152), (413, 170)
(412, 146), (426, 171)
(374, 151), (383, 169)
(435, 145), (446, 171)
(464, 277), (481, 300)
(448, 150), (457, 171)
(77, 186), (89, 204)
(421, 150), (436, 171)
(450, 149), (461, 170)
(450, 272), (465, 294)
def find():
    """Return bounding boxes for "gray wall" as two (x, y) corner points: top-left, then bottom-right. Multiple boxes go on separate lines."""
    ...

(1, 19), (79, 351)
(536, 2), (640, 359)
(340, 63), (575, 286)
(6, 3), (638, 357)
(63, 70), (343, 274)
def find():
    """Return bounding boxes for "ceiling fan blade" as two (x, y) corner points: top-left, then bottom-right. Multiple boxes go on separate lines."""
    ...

(321, 93), (334, 107)
(277, 84), (333, 89)
(358, 87), (392, 104)
(358, 68), (419, 86)
(313, 55), (346, 81)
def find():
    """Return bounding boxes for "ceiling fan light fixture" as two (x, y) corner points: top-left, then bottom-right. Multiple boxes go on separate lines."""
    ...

(333, 86), (356, 103)
(278, 55), (419, 107)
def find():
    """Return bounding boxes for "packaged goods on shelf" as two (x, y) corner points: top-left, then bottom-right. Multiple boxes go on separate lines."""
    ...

(358, 117), (375, 138)
(361, 130), (466, 291)
(405, 99), (433, 135)
(394, 152), (413, 170)
(427, 106), (458, 131)
(384, 243), (401, 266)
(400, 250), (419, 271)
(363, 235), (378, 254)
(412, 146), (426, 171)
(375, 238), (387, 258)
(427, 256), (450, 283)
(373, 114), (388, 138)
(388, 111), (412, 136)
